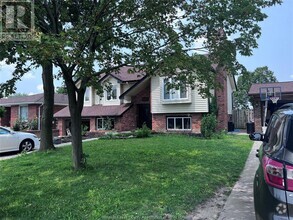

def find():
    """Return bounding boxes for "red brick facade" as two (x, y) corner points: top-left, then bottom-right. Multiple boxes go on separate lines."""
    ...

(115, 105), (138, 131)
(5, 104), (67, 128)
(0, 107), (11, 127)
(253, 101), (262, 132)
(152, 113), (202, 133)
(215, 67), (229, 131)
(57, 118), (68, 136)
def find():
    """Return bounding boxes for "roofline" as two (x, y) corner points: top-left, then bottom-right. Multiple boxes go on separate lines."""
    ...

(119, 75), (149, 99)
(0, 102), (68, 107)
(248, 91), (293, 96)
(54, 104), (132, 118)
(251, 81), (293, 86)
(98, 73), (142, 83)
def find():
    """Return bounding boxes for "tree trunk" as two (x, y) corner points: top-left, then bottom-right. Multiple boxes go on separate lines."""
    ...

(64, 77), (85, 170)
(70, 107), (84, 169)
(40, 61), (55, 151)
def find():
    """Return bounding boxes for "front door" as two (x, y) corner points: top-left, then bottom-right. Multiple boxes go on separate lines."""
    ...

(137, 104), (152, 129)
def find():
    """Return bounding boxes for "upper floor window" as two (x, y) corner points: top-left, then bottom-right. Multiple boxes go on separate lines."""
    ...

(84, 87), (90, 102)
(106, 85), (117, 101)
(19, 106), (28, 121)
(163, 78), (187, 100)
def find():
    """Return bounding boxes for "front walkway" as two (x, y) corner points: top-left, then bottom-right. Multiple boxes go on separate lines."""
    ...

(218, 141), (261, 220)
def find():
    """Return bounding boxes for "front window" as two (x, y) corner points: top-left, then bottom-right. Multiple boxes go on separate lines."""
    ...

(84, 87), (90, 102)
(19, 106), (28, 121)
(106, 85), (117, 101)
(96, 118), (115, 130)
(163, 78), (187, 100)
(167, 117), (191, 130)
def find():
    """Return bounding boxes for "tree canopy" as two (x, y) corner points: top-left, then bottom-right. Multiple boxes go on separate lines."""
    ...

(234, 66), (278, 109)
(0, 0), (282, 169)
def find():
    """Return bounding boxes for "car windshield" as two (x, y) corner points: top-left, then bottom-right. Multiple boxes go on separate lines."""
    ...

(0, 127), (11, 132)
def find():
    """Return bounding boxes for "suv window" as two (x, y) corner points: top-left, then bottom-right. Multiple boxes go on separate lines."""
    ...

(263, 115), (284, 154)
(285, 118), (293, 152)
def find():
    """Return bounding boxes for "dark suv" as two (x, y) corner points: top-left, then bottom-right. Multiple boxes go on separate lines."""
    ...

(250, 103), (293, 220)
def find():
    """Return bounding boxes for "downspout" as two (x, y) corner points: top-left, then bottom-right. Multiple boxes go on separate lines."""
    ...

(38, 104), (43, 130)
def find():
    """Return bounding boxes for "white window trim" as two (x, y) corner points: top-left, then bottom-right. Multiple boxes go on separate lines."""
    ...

(167, 117), (192, 131)
(161, 78), (191, 104)
(96, 118), (115, 130)
(19, 105), (28, 121)
(105, 85), (118, 101)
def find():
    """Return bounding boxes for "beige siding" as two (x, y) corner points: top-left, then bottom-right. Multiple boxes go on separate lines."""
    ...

(121, 83), (134, 93)
(151, 76), (209, 114)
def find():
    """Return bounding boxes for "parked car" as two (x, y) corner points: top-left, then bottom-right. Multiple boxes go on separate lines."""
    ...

(0, 126), (40, 153)
(250, 103), (293, 220)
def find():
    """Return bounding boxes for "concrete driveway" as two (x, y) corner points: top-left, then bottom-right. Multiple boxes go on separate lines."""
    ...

(218, 141), (261, 220)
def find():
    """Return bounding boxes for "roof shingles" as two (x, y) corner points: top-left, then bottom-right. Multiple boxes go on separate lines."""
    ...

(99, 66), (145, 82)
(0, 93), (68, 106)
(248, 81), (293, 95)
(54, 104), (132, 118)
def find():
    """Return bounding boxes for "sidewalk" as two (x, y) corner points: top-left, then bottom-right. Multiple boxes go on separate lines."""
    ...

(218, 141), (261, 220)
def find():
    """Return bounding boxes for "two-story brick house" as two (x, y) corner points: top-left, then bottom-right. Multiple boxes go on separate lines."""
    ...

(54, 66), (236, 136)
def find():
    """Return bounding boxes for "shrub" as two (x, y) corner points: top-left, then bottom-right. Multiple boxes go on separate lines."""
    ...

(0, 106), (6, 118)
(104, 118), (114, 130)
(13, 119), (30, 131)
(135, 123), (151, 138)
(209, 96), (218, 116)
(81, 125), (89, 136)
(27, 118), (38, 130)
(13, 119), (22, 131)
(201, 114), (217, 138)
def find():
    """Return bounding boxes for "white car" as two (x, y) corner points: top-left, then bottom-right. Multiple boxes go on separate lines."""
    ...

(0, 126), (40, 153)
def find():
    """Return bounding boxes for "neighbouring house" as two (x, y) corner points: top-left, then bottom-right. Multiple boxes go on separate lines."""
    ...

(54, 66), (236, 136)
(248, 81), (293, 132)
(0, 93), (68, 134)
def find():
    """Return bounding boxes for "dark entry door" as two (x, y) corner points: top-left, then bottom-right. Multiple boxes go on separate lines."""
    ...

(137, 104), (152, 129)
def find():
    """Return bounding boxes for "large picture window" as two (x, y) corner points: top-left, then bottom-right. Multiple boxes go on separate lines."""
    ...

(163, 78), (187, 100)
(96, 118), (115, 130)
(19, 106), (28, 121)
(106, 85), (117, 101)
(167, 117), (191, 130)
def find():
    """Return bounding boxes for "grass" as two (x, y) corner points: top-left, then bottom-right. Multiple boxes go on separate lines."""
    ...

(0, 134), (252, 219)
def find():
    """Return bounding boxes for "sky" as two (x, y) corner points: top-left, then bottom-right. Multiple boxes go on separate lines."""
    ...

(237, 0), (293, 82)
(0, 0), (292, 95)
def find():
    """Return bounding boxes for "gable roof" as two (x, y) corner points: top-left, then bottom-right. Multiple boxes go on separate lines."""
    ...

(248, 81), (293, 96)
(99, 66), (145, 83)
(0, 93), (68, 106)
(119, 75), (149, 99)
(54, 104), (132, 118)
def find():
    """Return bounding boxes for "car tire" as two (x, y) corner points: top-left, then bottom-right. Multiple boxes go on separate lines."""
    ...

(19, 139), (34, 152)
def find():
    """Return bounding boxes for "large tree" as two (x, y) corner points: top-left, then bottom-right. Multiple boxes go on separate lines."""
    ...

(1, 0), (282, 169)
(0, 40), (56, 152)
(234, 66), (278, 109)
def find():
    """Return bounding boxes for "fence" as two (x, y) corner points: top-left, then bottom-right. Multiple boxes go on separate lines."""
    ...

(232, 109), (254, 129)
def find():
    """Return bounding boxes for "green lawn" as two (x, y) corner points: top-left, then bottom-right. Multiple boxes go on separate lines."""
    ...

(0, 134), (252, 219)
